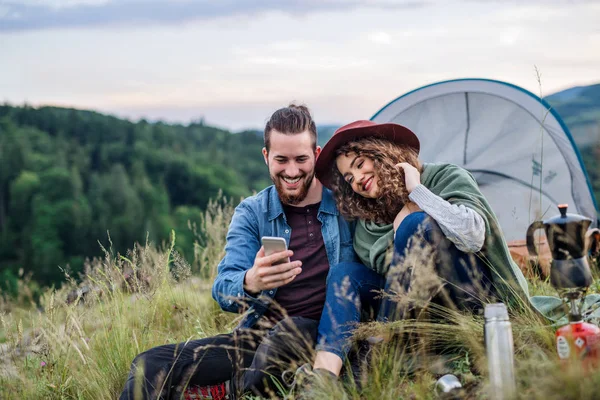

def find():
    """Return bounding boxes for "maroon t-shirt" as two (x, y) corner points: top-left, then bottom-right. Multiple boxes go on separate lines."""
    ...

(271, 202), (329, 321)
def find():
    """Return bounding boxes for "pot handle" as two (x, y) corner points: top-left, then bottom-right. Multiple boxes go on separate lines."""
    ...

(526, 221), (545, 256)
(586, 228), (600, 257)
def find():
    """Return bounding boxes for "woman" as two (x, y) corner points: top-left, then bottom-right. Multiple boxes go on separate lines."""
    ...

(308, 120), (530, 378)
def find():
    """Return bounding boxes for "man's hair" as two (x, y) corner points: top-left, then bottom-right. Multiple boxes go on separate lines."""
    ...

(264, 104), (317, 151)
(330, 137), (422, 224)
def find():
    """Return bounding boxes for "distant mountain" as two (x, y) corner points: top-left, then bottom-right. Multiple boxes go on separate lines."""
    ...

(547, 83), (600, 148)
(317, 125), (340, 147)
(548, 86), (588, 102)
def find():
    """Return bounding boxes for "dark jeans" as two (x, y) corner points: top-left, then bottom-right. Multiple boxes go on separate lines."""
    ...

(119, 316), (318, 400)
(316, 212), (494, 359)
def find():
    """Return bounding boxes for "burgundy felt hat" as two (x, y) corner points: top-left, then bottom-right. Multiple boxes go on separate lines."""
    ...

(315, 120), (420, 189)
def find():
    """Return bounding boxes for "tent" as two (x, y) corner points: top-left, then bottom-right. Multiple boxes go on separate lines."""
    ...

(370, 78), (598, 244)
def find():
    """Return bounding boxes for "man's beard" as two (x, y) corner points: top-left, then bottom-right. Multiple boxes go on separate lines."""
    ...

(272, 172), (315, 205)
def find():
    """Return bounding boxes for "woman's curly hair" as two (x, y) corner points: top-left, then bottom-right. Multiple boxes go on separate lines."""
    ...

(330, 137), (422, 224)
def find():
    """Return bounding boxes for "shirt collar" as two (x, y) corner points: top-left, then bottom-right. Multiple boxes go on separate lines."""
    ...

(318, 187), (339, 216)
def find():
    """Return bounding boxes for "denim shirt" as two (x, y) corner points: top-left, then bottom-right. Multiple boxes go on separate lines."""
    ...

(211, 185), (356, 329)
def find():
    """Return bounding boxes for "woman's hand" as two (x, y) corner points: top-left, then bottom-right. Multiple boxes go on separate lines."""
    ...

(396, 162), (421, 193)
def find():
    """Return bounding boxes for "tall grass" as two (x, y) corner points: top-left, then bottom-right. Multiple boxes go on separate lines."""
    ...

(2, 192), (600, 400)
(0, 197), (238, 399)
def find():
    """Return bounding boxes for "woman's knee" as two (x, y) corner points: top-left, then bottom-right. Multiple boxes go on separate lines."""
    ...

(394, 212), (442, 247)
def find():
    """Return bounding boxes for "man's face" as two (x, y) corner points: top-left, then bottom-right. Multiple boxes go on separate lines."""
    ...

(263, 130), (320, 205)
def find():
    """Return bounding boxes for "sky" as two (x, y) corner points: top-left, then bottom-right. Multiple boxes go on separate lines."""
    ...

(1, 0), (599, 131)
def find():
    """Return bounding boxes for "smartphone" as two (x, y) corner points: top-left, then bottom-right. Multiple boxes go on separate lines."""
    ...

(261, 236), (290, 265)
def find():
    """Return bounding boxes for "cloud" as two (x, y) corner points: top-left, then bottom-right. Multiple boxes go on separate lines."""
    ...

(0, 0), (428, 32)
(244, 55), (372, 70)
(367, 31), (392, 44)
(14, 0), (111, 9)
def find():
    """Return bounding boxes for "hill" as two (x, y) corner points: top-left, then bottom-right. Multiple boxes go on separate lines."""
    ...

(1, 82), (599, 289)
(317, 125), (341, 147)
(1, 202), (598, 400)
(0, 105), (270, 289)
(547, 83), (600, 148)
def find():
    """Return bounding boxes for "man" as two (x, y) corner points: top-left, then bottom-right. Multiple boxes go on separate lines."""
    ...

(120, 104), (356, 399)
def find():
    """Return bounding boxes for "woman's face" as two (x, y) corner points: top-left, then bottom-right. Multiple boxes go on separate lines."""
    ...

(335, 152), (379, 199)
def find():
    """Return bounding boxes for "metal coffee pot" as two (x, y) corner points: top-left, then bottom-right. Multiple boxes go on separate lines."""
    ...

(526, 204), (593, 290)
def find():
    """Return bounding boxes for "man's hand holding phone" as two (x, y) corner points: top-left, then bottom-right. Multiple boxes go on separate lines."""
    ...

(243, 246), (303, 295)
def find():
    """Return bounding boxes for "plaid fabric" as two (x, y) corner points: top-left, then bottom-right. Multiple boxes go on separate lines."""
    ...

(183, 381), (229, 400)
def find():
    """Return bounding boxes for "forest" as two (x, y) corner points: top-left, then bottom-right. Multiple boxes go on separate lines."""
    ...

(0, 105), (270, 292)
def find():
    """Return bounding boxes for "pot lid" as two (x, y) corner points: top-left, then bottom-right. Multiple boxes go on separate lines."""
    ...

(544, 204), (592, 225)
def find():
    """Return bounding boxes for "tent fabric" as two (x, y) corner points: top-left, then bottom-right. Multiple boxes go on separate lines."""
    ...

(371, 79), (598, 243)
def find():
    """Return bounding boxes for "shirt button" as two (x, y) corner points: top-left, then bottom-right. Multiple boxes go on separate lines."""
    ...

(308, 221), (312, 225)
(254, 314), (259, 318)
(285, 229), (289, 234)
(309, 233), (314, 237)
(269, 290), (274, 295)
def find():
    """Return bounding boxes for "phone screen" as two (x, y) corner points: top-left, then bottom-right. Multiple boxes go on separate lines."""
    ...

(262, 237), (289, 265)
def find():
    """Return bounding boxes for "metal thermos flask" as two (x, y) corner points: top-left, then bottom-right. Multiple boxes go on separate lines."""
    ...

(484, 303), (516, 400)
